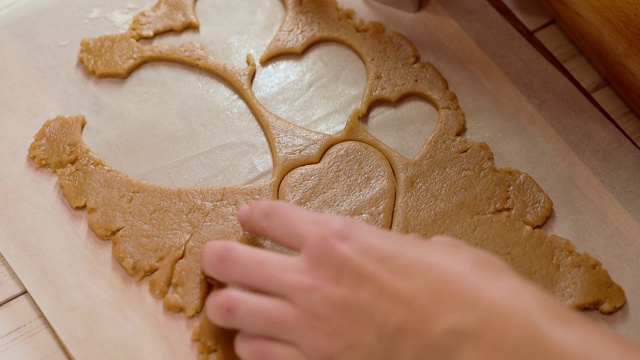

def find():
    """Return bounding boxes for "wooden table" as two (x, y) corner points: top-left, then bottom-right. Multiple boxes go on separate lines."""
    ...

(1, 0), (639, 358)
(495, 0), (640, 147)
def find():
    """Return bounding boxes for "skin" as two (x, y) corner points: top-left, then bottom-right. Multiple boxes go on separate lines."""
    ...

(200, 200), (640, 360)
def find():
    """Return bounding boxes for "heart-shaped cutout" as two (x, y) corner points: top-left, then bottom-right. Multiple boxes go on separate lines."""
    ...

(253, 42), (366, 135)
(82, 63), (272, 187)
(279, 141), (395, 228)
(142, 0), (285, 68)
(361, 96), (438, 158)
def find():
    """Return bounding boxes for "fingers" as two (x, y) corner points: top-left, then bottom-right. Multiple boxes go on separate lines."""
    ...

(238, 201), (323, 251)
(235, 332), (306, 360)
(205, 287), (298, 341)
(201, 240), (299, 296)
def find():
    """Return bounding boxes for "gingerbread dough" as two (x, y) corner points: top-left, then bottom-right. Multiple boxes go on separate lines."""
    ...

(29, 0), (626, 359)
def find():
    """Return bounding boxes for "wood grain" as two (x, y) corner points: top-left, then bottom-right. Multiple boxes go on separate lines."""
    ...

(499, 0), (640, 148)
(0, 294), (68, 359)
(486, 0), (638, 149)
(538, 0), (640, 117)
(500, 0), (552, 31)
(0, 254), (25, 305)
(535, 24), (607, 93)
(593, 86), (640, 142)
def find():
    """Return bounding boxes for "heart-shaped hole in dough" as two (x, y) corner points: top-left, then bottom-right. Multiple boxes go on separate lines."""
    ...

(361, 96), (439, 158)
(253, 42), (366, 135)
(82, 63), (272, 187)
(141, 0), (285, 68)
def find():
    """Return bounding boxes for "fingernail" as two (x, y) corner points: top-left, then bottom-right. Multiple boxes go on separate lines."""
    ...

(238, 204), (250, 222)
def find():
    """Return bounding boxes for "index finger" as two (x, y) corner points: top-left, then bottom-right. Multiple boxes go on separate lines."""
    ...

(238, 200), (324, 251)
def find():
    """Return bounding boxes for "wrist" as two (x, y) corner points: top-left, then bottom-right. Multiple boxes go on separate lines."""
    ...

(462, 279), (639, 360)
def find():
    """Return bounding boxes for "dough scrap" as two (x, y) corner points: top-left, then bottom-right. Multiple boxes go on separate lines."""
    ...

(130, 0), (199, 39)
(29, 0), (626, 359)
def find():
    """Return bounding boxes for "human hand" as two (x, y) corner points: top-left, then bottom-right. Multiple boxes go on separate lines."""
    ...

(200, 200), (639, 360)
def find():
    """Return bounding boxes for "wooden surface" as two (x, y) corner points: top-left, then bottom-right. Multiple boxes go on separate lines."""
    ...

(0, 254), (25, 306)
(1, 0), (639, 357)
(0, 294), (67, 359)
(2, 249), (67, 359)
(539, 0), (640, 118)
(500, 0), (640, 148)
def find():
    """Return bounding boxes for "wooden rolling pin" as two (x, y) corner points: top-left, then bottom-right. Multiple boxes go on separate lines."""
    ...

(539, 0), (640, 116)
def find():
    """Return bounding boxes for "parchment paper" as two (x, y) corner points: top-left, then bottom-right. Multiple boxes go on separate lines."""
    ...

(0, 0), (639, 358)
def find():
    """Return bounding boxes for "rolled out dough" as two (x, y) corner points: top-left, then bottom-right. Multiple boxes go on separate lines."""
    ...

(28, 0), (626, 358)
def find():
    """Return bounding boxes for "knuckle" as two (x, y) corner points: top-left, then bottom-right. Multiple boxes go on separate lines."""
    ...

(428, 236), (514, 275)
(478, 251), (513, 273)
(293, 274), (322, 296)
(407, 232), (426, 242)
(306, 216), (361, 257)
(211, 241), (240, 269)
(250, 201), (276, 231)
(429, 235), (460, 246)
(209, 289), (239, 325)
(323, 217), (353, 244)
(234, 332), (255, 360)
